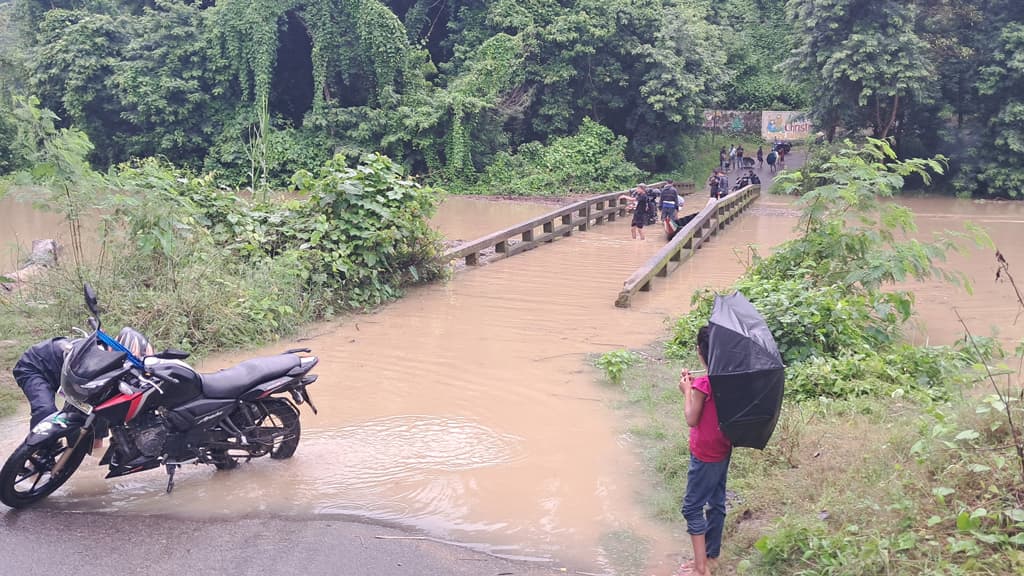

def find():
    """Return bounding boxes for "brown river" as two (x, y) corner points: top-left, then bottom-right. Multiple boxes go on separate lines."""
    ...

(2, 192), (1023, 574)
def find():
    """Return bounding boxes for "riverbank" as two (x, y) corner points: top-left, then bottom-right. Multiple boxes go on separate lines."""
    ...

(606, 344), (1023, 575)
(600, 141), (1024, 575)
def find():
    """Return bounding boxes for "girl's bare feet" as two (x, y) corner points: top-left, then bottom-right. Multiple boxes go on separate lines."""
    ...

(673, 562), (712, 576)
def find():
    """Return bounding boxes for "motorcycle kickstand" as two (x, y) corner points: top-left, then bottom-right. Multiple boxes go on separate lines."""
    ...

(165, 463), (178, 494)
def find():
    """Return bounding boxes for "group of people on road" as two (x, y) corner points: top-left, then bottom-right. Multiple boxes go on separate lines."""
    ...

(719, 145), (755, 172)
(706, 168), (759, 201)
(720, 141), (789, 175)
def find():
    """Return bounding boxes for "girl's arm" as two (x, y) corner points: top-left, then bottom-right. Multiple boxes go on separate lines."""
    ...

(679, 370), (706, 428)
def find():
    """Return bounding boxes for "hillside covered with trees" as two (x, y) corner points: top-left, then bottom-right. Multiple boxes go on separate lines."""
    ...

(0, 0), (1021, 197)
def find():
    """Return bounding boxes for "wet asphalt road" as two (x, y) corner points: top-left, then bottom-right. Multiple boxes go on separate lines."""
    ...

(0, 509), (563, 576)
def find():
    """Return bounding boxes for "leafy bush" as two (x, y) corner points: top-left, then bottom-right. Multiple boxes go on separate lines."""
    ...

(667, 278), (905, 366)
(2, 129), (448, 353)
(451, 118), (642, 195)
(596, 349), (641, 385)
(744, 392), (1024, 576)
(204, 114), (334, 189)
(0, 97), (21, 175)
(289, 152), (446, 308)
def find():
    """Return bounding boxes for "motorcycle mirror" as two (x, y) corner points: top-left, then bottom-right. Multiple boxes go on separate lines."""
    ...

(83, 283), (100, 320)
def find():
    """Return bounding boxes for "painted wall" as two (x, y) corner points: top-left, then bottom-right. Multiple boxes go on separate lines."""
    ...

(702, 110), (813, 141)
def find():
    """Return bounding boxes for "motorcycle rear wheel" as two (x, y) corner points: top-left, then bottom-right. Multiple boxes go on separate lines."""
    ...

(0, 432), (91, 509)
(258, 399), (301, 460)
(213, 399), (300, 470)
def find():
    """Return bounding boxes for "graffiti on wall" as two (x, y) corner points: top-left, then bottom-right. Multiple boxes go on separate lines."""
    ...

(762, 111), (813, 141)
(702, 110), (762, 136)
(703, 110), (814, 141)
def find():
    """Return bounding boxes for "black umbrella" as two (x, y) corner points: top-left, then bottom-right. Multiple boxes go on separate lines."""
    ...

(706, 292), (785, 450)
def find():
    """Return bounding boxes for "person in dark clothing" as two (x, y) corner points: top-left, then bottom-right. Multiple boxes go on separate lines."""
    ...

(619, 183), (652, 240)
(707, 169), (722, 200)
(659, 179), (683, 223)
(13, 337), (70, 429)
(14, 328), (153, 432)
(646, 187), (661, 226)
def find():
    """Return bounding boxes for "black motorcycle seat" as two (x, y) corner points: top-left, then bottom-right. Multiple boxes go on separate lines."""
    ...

(201, 354), (300, 399)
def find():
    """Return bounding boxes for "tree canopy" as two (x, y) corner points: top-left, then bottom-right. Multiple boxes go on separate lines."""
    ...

(1, 0), (1021, 197)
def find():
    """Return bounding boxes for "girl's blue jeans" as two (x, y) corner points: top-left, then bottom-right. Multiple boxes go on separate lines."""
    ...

(681, 452), (731, 558)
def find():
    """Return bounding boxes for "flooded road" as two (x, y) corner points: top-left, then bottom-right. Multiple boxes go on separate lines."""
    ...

(2, 190), (1023, 574)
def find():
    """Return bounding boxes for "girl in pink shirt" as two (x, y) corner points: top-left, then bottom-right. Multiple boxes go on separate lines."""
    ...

(677, 325), (732, 576)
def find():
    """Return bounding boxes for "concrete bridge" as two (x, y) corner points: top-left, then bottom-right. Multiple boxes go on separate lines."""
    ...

(441, 183), (761, 307)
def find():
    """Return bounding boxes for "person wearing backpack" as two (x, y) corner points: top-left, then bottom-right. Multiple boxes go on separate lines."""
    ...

(716, 172), (729, 198)
(707, 169), (723, 200)
(659, 180), (683, 222)
(646, 187), (661, 226)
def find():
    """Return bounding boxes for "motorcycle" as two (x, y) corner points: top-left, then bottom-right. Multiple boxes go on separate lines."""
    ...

(0, 284), (319, 509)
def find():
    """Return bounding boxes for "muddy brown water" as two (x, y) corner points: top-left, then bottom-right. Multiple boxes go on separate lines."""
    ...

(1, 192), (1023, 574)
(1, 195), (70, 273)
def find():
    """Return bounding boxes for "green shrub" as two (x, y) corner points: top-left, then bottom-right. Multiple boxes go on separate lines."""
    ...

(290, 152), (446, 308)
(451, 118), (642, 195)
(9, 140), (447, 354)
(596, 349), (641, 385)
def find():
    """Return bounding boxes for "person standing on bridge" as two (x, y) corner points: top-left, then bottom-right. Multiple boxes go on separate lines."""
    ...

(660, 179), (682, 223)
(618, 183), (651, 240)
(707, 169), (722, 200)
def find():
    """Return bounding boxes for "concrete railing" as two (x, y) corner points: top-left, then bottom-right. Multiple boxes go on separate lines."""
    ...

(614, 185), (760, 308)
(442, 182), (694, 267)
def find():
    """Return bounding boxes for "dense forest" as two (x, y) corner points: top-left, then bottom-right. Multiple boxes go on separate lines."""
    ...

(0, 0), (1021, 197)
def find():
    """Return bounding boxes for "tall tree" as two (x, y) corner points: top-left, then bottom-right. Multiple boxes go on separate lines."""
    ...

(785, 0), (932, 142)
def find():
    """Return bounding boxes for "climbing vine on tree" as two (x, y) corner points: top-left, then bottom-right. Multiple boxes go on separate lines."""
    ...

(2, 0), (1022, 196)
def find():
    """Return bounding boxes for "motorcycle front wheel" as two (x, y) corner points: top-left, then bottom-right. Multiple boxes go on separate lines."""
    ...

(0, 431), (92, 509)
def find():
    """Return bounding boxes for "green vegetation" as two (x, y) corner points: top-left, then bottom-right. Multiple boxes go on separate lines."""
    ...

(784, 0), (1024, 197)
(1, 0), (1020, 196)
(596, 349), (641, 386)
(0, 97), (445, 414)
(606, 141), (1024, 574)
(454, 119), (642, 196)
